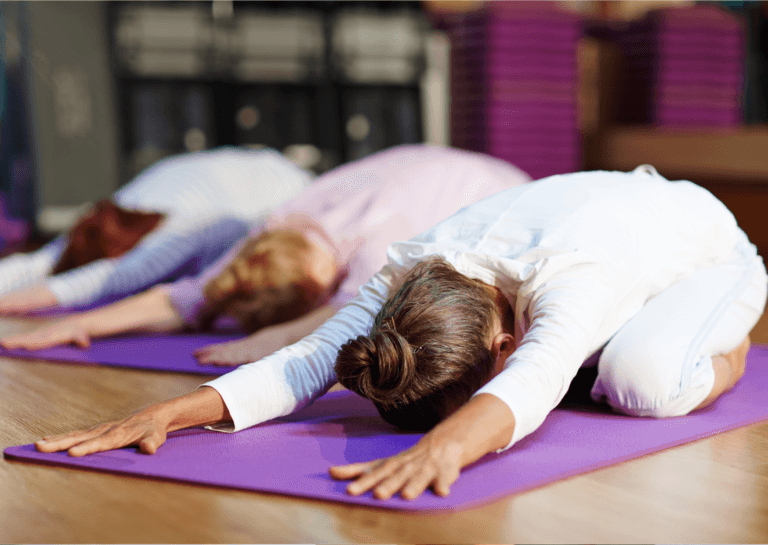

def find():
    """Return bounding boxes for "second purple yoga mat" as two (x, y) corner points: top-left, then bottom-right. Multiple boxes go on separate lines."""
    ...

(0, 333), (243, 375)
(6, 346), (768, 511)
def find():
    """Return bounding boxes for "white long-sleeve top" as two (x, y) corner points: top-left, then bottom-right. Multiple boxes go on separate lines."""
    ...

(203, 167), (740, 450)
(0, 147), (310, 307)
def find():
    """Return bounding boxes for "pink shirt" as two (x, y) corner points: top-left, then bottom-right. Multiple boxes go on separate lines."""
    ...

(162, 144), (531, 325)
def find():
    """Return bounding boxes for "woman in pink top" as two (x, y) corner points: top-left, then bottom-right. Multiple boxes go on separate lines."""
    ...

(2, 145), (530, 365)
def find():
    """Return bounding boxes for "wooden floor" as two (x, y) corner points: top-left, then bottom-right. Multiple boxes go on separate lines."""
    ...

(2, 312), (768, 543)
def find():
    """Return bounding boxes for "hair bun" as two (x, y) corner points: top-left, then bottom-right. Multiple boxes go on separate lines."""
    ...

(336, 329), (417, 407)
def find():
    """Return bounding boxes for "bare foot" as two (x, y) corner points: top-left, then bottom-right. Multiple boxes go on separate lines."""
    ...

(695, 335), (750, 410)
(723, 335), (751, 388)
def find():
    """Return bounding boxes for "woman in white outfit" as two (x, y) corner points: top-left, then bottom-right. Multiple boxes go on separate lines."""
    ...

(33, 166), (767, 502)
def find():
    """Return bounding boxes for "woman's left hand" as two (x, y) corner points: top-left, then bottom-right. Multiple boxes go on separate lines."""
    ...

(329, 433), (464, 500)
(329, 393), (516, 501)
(194, 330), (285, 366)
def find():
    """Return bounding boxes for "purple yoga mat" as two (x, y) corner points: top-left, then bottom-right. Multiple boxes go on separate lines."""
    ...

(0, 332), (243, 375)
(6, 346), (768, 511)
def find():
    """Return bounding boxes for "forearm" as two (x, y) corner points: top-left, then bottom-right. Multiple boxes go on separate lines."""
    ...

(428, 393), (516, 467)
(158, 386), (233, 432)
(75, 287), (184, 338)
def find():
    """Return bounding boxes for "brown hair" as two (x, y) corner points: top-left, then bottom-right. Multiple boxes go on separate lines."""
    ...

(52, 200), (164, 275)
(197, 229), (326, 333)
(334, 256), (502, 431)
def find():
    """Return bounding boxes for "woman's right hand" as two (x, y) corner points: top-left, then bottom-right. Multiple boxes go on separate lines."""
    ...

(36, 406), (170, 456)
(0, 319), (92, 350)
(35, 387), (231, 457)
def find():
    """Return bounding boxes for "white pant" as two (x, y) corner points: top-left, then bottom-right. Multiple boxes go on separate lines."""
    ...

(591, 229), (768, 417)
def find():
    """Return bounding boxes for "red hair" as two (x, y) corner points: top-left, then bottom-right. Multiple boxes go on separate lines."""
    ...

(52, 200), (164, 274)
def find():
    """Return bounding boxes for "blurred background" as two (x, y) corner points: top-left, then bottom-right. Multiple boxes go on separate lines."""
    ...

(1, 0), (767, 254)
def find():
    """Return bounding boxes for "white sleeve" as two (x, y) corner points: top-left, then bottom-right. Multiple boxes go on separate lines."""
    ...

(202, 267), (394, 432)
(474, 262), (614, 451)
(46, 217), (250, 307)
(0, 238), (65, 296)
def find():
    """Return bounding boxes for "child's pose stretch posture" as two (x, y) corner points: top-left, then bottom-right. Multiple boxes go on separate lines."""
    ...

(31, 166), (767, 501)
(0, 147), (310, 313)
(1, 145), (530, 365)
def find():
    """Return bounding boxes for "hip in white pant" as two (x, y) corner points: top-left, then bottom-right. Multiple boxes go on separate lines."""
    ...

(591, 229), (768, 416)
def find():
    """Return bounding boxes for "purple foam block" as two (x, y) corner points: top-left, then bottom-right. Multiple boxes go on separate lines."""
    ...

(452, 62), (578, 82)
(0, 332), (244, 375)
(655, 86), (742, 103)
(465, 133), (581, 148)
(653, 107), (742, 125)
(656, 58), (744, 75)
(653, 69), (743, 87)
(656, 32), (744, 50)
(453, 109), (578, 126)
(451, 85), (577, 103)
(654, 42), (744, 61)
(481, 2), (583, 28)
(451, 99), (578, 115)
(626, 57), (744, 77)
(8, 346), (768, 511)
(455, 31), (581, 54)
(452, 115), (577, 131)
(468, 133), (581, 150)
(483, 145), (581, 163)
(454, 48), (578, 69)
(651, 5), (744, 34)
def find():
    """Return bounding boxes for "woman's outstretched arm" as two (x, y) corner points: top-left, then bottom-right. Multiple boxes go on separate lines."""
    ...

(0, 238), (66, 312)
(329, 393), (515, 499)
(0, 286), (184, 350)
(36, 386), (230, 456)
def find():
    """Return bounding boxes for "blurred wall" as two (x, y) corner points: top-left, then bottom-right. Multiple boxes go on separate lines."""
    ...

(22, 2), (120, 231)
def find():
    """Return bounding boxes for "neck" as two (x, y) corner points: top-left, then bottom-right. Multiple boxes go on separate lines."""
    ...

(302, 228), (341, 296)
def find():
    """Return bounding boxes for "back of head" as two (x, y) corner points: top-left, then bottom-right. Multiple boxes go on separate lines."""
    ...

(52, 200), (164, 275)
(334, 257), (499, 431)
(198, 229), (325, 332)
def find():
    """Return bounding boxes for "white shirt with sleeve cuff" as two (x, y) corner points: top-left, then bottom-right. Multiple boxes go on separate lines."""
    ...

(199, 169), (740, 453)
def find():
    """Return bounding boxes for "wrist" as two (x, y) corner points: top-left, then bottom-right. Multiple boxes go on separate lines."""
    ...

(142, 400), (177, 432)
(430, 393), (515, 467)
(74, 314), (98, 337)
(163, 387), (231, 433)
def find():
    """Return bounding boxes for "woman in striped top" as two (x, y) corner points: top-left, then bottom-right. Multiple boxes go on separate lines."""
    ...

(1, 145), (531, 367)
(0, 147), (311, 313)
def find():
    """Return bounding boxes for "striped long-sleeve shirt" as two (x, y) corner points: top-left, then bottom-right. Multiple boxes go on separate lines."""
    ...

(0, 147), (311, 307)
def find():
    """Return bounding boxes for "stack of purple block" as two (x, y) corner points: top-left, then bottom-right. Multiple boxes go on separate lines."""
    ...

(616, 5), (745, 127)
(449, 2), (583, 181)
